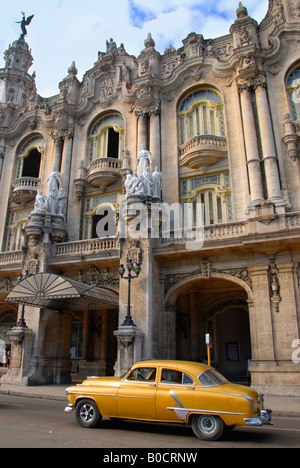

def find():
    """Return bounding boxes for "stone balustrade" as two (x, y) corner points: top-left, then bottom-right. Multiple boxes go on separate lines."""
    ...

(159, 220), (247, 247)
(0, 250), (23, 266)
(52, 237), (120, 258)
(86, 157), (123, 188)
(10, 177), (41, 203)
(1, 213), (300, 268)
(178, 134), (228, 170)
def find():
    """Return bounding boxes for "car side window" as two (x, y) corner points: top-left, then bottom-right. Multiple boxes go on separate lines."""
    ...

(161, 369), (194, 385)
(126, 367), (156, 382)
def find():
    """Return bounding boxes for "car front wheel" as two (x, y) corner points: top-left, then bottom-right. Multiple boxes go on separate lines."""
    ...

(191, 414), (224, 441)
(75, 399), (101, 428)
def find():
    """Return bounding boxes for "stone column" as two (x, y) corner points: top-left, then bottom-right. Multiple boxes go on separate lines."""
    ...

(60, 312), (72, 383)
(149, 112), (161, 170)
(113, 326), (144, 376)
(248, 265), (275, 362)
(162, 306), (176, 359)
(82, 310), (90, 361)
(273, 262), (299, 362)
(248, 265), (277, 388)
(60, 130), (74, 195)
(190, 293), (199, 361)
(52, 135), (64, 172)
(239, 86), (265, 206)
(1, 326), (34, 386)
(255, 82), (284, 208)
(137, 113), (148, 153)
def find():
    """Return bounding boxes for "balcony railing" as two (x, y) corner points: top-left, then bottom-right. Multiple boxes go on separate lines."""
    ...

(159, 220), (247, 247)
(86, 157), (122, 189)
(179, 135), (228, 170)
(0, 250), (23, 266)
(1, 213), (300, 269)
(10, 177), (41, 203)
(51, 237), (120, 258)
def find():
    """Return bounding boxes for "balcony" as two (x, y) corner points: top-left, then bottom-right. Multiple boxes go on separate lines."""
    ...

(179, 135), (228, 171)
(86, 157), (123, 190)
(10, 177), (41, 204)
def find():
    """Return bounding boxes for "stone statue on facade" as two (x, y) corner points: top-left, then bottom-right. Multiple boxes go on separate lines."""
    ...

(57, 188), (67, 216)
(48, 188), (57, 214)
(143, 167), (153, 196)
(106, 38), (117, 55)
(152, 166), (162, 199)
(44, 167), (61, 196)
(33, 189), (47, 214)
(135, 144), (152, 178)
(16, 12), (34, 39)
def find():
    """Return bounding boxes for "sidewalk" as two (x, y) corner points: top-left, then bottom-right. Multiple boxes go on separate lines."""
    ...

(1, 380), (300, 417)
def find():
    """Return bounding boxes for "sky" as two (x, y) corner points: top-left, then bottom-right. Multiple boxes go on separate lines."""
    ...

(0, 0), (269, 97)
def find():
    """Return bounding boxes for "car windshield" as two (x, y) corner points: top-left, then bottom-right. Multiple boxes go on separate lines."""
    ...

(198, 369), (228, 387)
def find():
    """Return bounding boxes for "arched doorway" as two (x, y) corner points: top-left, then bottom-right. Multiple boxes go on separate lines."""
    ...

(169, 275), (252, 383)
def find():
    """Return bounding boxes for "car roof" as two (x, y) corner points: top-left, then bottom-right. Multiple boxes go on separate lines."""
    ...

(133, 360), (210, 374)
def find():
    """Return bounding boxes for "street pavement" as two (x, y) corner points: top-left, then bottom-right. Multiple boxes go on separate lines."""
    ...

(1, 379), (300, 418)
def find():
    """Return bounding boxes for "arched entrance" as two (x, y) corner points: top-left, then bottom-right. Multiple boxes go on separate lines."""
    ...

(167, 274), (252, 383)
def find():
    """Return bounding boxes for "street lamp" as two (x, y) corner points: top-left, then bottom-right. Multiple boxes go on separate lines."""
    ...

(17, 305), (28, 328)
(118, 259), (141, 326)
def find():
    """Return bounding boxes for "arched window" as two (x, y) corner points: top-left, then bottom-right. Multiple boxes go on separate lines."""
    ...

(181, 172), (232, 226)
(286, 64), (300, 122)
(178, 88), (226, 146)
(82, 194), (119, 240)
(88, 113), (124, 163)
(16, 134), (45, 179)
(5, 211), (31, 251)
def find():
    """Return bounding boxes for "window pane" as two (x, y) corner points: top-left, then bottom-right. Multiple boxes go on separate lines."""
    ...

(198, 369), (228, 387)
(127, 367), (156, 381)
(161, 369), (182, 383)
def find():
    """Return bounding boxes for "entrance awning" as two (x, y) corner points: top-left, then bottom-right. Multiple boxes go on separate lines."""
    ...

(5, 273), (119, 310)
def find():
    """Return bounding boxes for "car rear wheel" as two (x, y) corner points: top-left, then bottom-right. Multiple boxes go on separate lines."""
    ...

(75, 399), (101, 428)
(191, 414), (224, 441)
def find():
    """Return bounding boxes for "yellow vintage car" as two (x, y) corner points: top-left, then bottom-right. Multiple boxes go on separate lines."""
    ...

(65, 360), (272, 441)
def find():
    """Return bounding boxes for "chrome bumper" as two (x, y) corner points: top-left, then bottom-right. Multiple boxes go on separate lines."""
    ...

(244, 409), (273, 426)
(64, 403), (74, 413)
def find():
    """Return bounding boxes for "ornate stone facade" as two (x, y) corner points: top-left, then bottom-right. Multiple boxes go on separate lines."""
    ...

(0, 1), (300, 394)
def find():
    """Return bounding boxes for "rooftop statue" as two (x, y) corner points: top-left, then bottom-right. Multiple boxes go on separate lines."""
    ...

(16, 11), (34, 39)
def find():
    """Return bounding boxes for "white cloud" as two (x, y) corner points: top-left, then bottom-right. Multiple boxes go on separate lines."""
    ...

(0, 0), (270, 97)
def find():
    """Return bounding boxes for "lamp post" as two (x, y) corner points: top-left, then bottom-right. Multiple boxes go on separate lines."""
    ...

(118, 259), (141, 327)
(17, 305), (27, 328)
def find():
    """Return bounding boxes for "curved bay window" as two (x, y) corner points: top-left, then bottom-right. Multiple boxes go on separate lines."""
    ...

(88, 113), (124, 163)
(178, 88), (226, 146)
(286, 64), (300, 123)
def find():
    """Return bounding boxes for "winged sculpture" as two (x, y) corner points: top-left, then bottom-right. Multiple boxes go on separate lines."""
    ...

(16, 12), (34, 39)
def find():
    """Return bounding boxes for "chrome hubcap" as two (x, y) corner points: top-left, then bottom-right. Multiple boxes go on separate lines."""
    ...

(198, 416), (217, 434)
(80, 404), (95, 423)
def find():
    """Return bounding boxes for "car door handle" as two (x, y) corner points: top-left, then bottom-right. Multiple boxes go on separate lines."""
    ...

(148, 383), (157, 387)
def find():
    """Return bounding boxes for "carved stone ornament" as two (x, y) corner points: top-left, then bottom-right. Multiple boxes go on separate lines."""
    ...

(77, 265), (119, 289)
(164, 261), (252, 296)
(126, 240), (143, 267)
